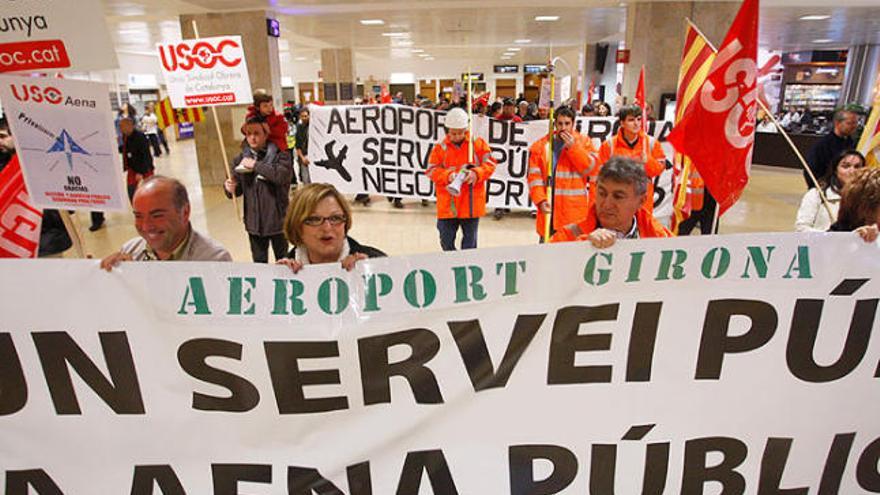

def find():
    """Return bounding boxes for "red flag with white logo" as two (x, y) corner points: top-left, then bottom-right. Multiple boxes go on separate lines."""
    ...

(380, 84), (392, 104)
(666, 0), (759, 215)
(635, 65), (647, 133)
(0, 154), (43, 258)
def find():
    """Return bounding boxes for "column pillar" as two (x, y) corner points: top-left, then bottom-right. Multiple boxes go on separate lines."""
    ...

(321, 48), (355, 105)
(622, 2), (739, 111)
(842, 44), (880, 107)
(179, 11), (282, 186)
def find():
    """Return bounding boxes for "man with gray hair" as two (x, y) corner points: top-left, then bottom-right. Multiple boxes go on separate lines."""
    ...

(804, 108), (858, 188)
(552, 156), (671, 247)
(100, 176), (232, 270)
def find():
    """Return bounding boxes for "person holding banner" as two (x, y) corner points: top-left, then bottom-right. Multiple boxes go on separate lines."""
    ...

(552, 156), (671, 246)
(224, 117), (294, 263)
(795, 150), (865, 232)
(426, 107), (497, 251)
(598, 105), (666, 213)
(278, 183), (385, 273)
(100, 176), (232, 270)
(527, 106), (599, 241)
(829, 166), (880, 243)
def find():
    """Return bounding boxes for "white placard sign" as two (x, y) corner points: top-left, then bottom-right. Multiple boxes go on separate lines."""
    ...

(0, 75), (127, 211)
(307, 104), (676, 220)
(157, 36), (253, 108)
(1, 233), (879, 493)
(0, 0), (118, 73)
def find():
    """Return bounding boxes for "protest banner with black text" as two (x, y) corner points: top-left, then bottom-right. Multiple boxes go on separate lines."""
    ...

(2, 233), (879, 493)
(308, 104), (676, 221)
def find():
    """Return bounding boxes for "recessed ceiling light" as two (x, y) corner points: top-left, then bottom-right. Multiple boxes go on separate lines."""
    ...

(360, 19), (385, 25)
(397, 40), (413, 46)
(800, 14), (830, 21)
(294, 56), (307, 61)
(418, 53), (430, 57)
(424, 57), (435, 61)
(411, 48), (424, 53)
(813, 38), (833, 43)
(535, 16), (559, 21)
(507, 47), (521, 52)
(382, 32), (409, 37)
(515, 39), (531, 44)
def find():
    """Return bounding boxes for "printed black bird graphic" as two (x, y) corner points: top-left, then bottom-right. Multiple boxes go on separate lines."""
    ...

(314, 140), (352, 182)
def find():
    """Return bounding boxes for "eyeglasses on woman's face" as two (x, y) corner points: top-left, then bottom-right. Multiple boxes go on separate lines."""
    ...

(303, 214), (347, 227)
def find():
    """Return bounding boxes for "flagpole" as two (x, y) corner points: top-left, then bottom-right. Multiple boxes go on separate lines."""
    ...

(59, 210), (86, 258)
(467, 67), (473, 165)
(543, 52), (557, 243)
(190, 20), (240, 220)
(756, 99), (835, 219)
(687, 17), (834, 221)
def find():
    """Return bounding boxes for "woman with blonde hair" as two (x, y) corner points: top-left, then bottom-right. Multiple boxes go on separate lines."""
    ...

(278, 183), (385, 273)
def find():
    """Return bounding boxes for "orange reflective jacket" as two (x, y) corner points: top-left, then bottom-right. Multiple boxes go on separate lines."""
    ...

(527, 131), (599, 236)
(598, 129), (667, 213)
(551, 204), (672, 242)
(427, 133), (497, 219)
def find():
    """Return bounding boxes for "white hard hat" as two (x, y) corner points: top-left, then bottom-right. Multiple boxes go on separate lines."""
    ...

(444, 107), (469, 129)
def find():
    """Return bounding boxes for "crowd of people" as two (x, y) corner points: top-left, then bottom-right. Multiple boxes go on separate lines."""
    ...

(1, 88), (876, 272)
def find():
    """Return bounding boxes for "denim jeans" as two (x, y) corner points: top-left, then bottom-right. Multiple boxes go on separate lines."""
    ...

(437, 218), (479, 251)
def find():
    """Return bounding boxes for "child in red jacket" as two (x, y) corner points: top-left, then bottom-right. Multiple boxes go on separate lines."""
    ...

(246, 92), (289, 151)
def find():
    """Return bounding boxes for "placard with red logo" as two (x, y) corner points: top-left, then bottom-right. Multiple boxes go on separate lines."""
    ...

(0, 0), (118, 73)
(0, 75), (127, 211)
(157, 36), (253, 108)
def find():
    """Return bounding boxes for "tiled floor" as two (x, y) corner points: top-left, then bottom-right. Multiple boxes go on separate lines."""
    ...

(69, 138), (807, 261)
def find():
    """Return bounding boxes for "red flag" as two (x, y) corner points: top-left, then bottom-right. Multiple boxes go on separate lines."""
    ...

(0, 155), (42, 258)
(666, 0), (759, 215)
(587, 79), (595, 105)
(380, 84), (392, 104)
(635, 65), (647, 133)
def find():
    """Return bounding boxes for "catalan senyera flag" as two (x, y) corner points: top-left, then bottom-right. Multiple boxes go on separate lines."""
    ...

(156, 97), (205, 130)
(858, 90), (880, 168)
(671, 21), (718, 233)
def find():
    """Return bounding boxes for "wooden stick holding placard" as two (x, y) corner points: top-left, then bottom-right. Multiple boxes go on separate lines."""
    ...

(58, 210), (86, 258)
(190, 20), (241, 219)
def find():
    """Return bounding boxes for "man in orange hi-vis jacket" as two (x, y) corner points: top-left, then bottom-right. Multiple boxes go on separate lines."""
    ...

(598, 105), (666, 213)
(426, 107), (497, 251)
(552, 156), (671, 246)
(527, 106), (599, 241)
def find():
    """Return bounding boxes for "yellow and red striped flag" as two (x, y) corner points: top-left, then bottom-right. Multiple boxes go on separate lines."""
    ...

(858, 86), (880, 168)
(671, 20), (718, 234)
(156, 97), (205, 130)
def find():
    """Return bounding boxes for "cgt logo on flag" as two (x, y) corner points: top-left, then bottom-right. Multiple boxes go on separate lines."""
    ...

(699, 39), (758, 150)
(158, 39), (242, 72)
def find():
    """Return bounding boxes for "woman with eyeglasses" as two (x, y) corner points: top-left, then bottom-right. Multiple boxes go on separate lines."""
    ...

(277, 183), (385, 273)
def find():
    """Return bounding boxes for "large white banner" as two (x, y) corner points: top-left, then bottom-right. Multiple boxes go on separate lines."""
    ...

(158, 36), (253, 108)
(0, 75), (127, 211)
(308, 104), (675, 219)
(0, 0), (118, 73)
(2, 233), (879, 493)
